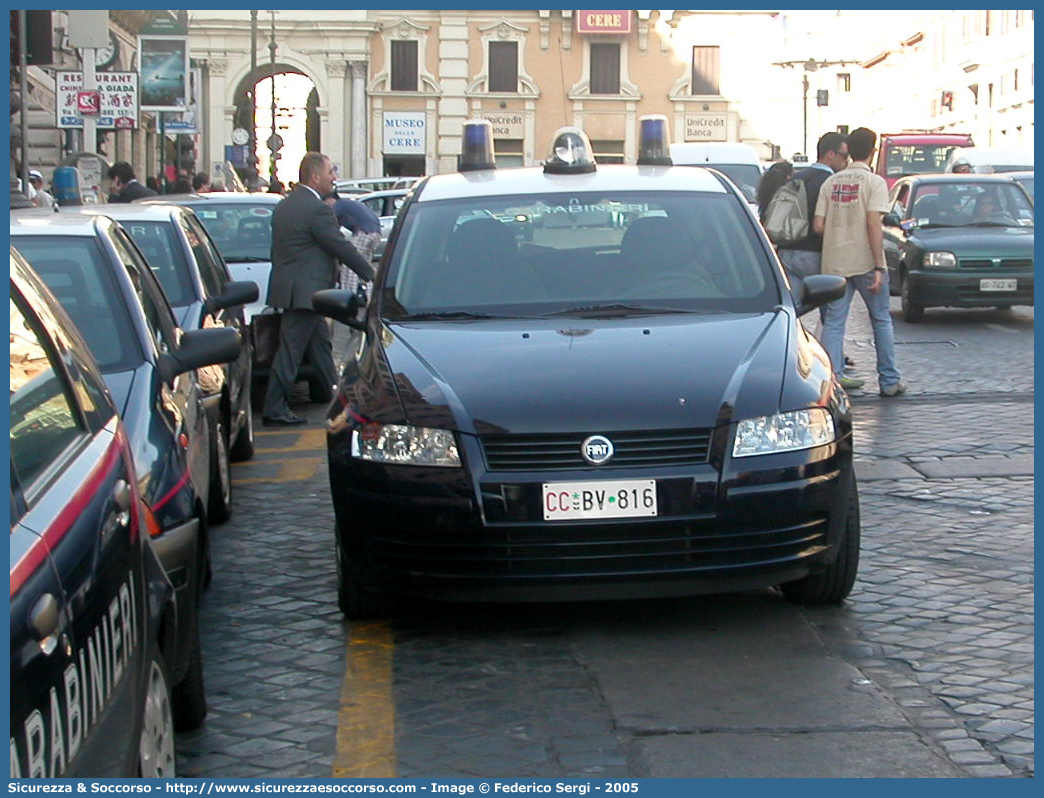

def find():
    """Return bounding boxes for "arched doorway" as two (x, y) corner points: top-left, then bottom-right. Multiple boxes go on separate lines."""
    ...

(232, 65), (318, 188)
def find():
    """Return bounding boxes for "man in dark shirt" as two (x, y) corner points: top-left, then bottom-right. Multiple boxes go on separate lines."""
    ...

(107, 162), (158, 202)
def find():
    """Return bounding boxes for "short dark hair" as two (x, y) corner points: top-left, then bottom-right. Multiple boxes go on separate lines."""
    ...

(299, 152), (329, 184)
(846, 127), (877, 162)
(816, 132), (847, 160)
(191, 172), (209, 191)
(108, 161), (135, 182)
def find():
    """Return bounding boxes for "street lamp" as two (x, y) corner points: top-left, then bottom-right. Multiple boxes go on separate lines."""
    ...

(267, 11), (281, 185)
(772, 57), (858, 157)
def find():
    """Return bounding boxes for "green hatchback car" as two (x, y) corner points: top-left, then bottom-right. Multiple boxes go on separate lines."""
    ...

(883, 174), (1034, 321)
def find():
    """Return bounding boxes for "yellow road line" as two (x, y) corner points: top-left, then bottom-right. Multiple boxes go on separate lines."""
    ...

(255, 428), (326, 450)
(233, 456), (322, 484)
(333, 621), (395, 777)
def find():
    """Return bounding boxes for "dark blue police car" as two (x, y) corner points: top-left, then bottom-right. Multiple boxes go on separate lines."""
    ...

(315, 119), (856, 618)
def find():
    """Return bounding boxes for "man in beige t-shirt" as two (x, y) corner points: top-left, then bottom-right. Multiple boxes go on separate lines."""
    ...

(813, 127), (905, 397)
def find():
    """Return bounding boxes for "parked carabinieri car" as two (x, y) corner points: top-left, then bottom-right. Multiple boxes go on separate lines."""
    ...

(313, 118), (856, 618)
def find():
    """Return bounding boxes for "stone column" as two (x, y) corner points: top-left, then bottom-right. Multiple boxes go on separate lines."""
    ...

(436, 16), (470, 173)
(205, 59), (229, 173)
(348, 61), (368, 179)
(324, 60), (348, 177)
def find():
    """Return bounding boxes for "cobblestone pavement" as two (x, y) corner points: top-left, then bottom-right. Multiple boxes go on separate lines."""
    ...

(177, 300), (1033, 778)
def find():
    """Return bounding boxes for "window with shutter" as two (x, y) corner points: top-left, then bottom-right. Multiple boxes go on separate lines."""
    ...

(691, 46), (720, 95)
(489, 41), (518, 93)
(590, 43), (620, 94)
(391, 40), (418, 92)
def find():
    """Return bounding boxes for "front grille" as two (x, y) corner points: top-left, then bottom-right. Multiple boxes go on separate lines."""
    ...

(481, 429), (712, 471)
(366, 513), (829, 578)
(959, 258), (1034, 271)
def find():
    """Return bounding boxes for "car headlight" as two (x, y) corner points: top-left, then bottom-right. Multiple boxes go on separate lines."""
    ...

(924, 251), (957, 268)
(732, 408), (836, 458)
(351, 423), (460, 467)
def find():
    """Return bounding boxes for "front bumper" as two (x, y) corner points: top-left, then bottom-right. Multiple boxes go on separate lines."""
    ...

(907, 269), (1034, 309)
(328, 430), (854, 602)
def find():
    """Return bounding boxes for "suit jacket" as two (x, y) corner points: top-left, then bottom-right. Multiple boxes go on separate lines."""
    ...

(113, 180), (158, 203)
(266, 185), (376, 310)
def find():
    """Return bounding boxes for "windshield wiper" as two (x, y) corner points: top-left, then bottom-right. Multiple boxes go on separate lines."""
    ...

(965, 221), (1017, 228)
(913, 222), (957, 229)
(401, 311), (515, 320)
(223, 255), (270, 262)
(544, 303), (699, 317)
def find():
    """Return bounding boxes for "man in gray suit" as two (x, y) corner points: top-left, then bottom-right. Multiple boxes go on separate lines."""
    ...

(262, 152), (375, 426)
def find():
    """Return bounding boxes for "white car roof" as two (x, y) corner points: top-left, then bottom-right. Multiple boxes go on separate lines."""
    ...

(416, 164), (729, 203)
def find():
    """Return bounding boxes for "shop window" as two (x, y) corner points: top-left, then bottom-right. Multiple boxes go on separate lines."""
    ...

(391, 40), (418, 92)
(489, 41), (518, 93)
(494, 139), (524, 168)
(837, 72), (851, 92)
(590, 140), (624, 164)
(590, 43), (620, 94)
(691, 46), (720, 95)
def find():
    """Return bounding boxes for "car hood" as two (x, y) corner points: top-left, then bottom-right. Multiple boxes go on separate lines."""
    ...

(910, 225), (1034, 256)
(379, 312), (794, 435)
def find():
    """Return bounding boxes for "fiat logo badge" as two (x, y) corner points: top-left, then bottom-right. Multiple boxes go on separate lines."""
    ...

(581, 435), (614, 465)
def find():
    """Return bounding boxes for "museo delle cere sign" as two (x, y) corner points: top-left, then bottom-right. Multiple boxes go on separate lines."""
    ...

(383, 112), (426, 154)
(576, 10), (633, 34)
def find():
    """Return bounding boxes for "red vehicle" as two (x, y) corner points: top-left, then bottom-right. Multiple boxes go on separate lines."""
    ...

(875, 132), (974, 189)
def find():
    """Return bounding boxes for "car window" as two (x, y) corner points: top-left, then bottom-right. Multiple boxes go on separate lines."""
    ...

(192, 203), (274, 263)
(188, 213), (231, 285)
(386, 191), (775, 315)
(110, 226), (179, 354)
(10, 291), (86, 496)
(121, 219), (195, 306)
(12, 235), (142, 372)
(178, 214), (228, 296)
(912, 182), (1034, 227)
(706, 164), (761, 203)
(884, 144), (957, 177)
(890, 184), (910, 219)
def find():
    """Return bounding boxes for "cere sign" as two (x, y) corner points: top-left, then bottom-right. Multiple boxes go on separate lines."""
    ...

(56, 71), (139, 129)
(383, 111), (426, 155)
(575, 10), (633, 34)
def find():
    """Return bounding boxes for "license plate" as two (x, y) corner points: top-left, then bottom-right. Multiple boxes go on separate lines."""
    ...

(980, 278), (1017, 292)
(542, 480), (657, 521)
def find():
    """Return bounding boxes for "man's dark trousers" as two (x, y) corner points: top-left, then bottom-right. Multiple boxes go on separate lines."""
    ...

(262, 309), (336, 418)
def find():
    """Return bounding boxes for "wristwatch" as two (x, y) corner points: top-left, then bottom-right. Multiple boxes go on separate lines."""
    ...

(874, 266), (886, 272)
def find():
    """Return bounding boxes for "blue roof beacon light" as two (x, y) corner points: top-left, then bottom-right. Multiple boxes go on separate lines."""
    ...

(637, 114), (672, 166)
(459, 119), (497, 172)
(543, 127), (597, 174)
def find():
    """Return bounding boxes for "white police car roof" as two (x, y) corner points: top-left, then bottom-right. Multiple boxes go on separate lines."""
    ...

(418, 164), (730, 203)
(10, 208), (113, 234)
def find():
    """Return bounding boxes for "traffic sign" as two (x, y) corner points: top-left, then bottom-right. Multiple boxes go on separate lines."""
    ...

(77, 90), (101, 115)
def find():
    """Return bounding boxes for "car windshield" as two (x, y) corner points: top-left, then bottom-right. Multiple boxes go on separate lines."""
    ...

(12, 235), (143, 372)
(120, 220), (194, 306)
(191, 203), (274, 262)
(884, 144), (957, 177)
(907, 182), (1035, 228)
(1015, 176), (1034, 200)
(383, 191), (777, 318)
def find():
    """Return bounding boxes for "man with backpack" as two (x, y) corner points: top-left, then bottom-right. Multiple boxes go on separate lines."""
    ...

(775, 131), (850, 281)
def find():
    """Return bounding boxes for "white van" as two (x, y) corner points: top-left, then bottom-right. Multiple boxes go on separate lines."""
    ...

(669, 142), (763, 203)
(943, 147), (1034, 174)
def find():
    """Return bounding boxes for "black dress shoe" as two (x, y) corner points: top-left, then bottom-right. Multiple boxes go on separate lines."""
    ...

(262, 413), (307, 427)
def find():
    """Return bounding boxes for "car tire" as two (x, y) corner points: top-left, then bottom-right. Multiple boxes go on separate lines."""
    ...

(138, 651), (176, 777)
(207, 418), (233, 524)
(171, 621), (207, 732)
(230, 406), (255, 461)
(336, 537), (394, 619)
(900, 270), (924, 322)
(309, 378), (334, 404)
(781, 477), (860, 605)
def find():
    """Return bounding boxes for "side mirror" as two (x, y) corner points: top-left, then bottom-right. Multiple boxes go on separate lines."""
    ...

(159, 327), (242, 383)
(313, 289), (365, 330)
(795, 274), (846, 317)
(883, 213), (901, 228)
(205, 280), (259, 315)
